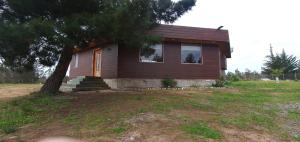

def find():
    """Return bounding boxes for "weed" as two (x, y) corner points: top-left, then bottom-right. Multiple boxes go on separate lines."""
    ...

(288, 110), (300, 122)
(112, 127), (126, 134)
(64, 113), (79, 125)
(220, 112), (277, 130)
(0, 93), (71, 133)
(295, 135), (300, 141)
(182, 122), (221, 139)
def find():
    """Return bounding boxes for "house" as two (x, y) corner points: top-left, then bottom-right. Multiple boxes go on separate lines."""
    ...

(68, 24), (231, 90)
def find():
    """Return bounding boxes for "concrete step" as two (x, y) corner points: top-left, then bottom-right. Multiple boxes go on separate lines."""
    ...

(76, 84), (109, 88)
(71, 76), (110, 92)
(73, 87), (109, 91)
(82, 78), (104, 82)
(79, 81), (107, 85)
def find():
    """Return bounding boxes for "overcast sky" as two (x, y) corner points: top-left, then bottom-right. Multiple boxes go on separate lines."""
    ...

(173, 0), (300, 72)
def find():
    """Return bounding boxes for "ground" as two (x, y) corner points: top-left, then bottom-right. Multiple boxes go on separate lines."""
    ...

(0, 81), (300, 142)
(0, 84), (42, 99)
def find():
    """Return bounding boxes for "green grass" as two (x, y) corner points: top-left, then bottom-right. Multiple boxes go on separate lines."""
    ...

(295, 135), (300, 141)
(112, 127), (126, 134)
(0, 93), (71, 134)
(1, 81), (300, 141)
(182, 122), (221, 139)
(220, 112), (277, 130)
(288, 110), (300, 122)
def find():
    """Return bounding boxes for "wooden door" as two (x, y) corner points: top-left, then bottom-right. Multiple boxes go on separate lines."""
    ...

(93, 49), (102, 77)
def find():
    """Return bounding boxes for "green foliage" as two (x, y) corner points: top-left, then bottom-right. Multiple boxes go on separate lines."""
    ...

(112, 127), (126, 134)
(227, 69), (262, 81)
(226, 72), (240, 82)
(212, 77), (226, 87)
(182, 122), (221, 139)
(221, 112), (276, 130)
(288, 110), (300, 122)
(0, 0), (196, 70)
(0, 0), (196, 93)
(64, 113), (80, 125)
(0, 66), (38, 83)
(161, 78), (177, 88)
(295, 135), (300, 141)
(262, 46), (299, 80)
(271, 69), (283, 78)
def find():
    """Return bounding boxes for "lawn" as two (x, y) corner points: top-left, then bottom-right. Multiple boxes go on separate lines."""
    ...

(0, 81), (300, 142)
(0, 84), (42, 99)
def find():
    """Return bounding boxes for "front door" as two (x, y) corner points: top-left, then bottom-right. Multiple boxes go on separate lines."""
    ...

(93, 49), (102, 77)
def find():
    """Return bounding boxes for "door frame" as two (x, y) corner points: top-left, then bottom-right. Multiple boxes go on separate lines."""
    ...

(93, 48), (102, 77)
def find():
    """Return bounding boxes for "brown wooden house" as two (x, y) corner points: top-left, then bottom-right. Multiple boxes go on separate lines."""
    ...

(68, 24), (231, 89)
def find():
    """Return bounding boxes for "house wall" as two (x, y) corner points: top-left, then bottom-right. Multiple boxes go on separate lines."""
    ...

(101, 44), (119, 79)
(69, 50), (94, 79)
(117, 41), (221, 79)
(220, 53), (227, 70)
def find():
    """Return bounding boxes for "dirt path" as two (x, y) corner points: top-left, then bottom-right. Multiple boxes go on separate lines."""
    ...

(0, 84), (42, 99)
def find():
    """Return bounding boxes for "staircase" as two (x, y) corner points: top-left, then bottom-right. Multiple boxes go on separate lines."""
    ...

(72, 76), (110, 91)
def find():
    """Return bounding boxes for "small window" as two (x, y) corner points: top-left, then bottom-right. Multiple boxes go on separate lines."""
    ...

(73, 53), (79, 68)
(140, 44), (163, 63)
(181, 44), (202, 64)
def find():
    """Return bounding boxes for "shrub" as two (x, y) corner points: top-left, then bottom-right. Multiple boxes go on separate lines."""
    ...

(161, 78), (177, 88)
(212, 77), (226, 87)
(226, 72), (240, 82)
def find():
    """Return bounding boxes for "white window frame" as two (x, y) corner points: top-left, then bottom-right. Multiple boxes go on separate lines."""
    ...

(181, 43), (203, 65)
(139, 44), (164, 63)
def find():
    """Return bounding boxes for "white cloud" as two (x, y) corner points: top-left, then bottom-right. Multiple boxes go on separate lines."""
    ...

(174, 0), (300, 72)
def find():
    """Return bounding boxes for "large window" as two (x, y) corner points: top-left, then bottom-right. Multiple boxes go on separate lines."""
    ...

(140, 44), (163, 63)
(181, 44), (202, 64)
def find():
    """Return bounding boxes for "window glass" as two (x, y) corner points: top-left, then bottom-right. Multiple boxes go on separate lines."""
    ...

(73, 53), (79, 68)
(181, 44), (202, 64)
(140, 44), (163, 63)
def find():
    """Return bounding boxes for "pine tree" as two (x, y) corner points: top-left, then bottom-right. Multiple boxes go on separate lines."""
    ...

(262, 45), (299, 79)
(0, 0), (196, 94)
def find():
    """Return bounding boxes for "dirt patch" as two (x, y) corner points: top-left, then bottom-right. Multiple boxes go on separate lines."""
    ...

(38, 136), (85, 142)
(278, 103), (300, 137)
(219, 127), (282, 142)
(2, 122), (74, 142)
(0, 84), (41, 99)
(168, 109), (221, 122)
(214, 88), (240, 94)
(123, 112), (196, 142)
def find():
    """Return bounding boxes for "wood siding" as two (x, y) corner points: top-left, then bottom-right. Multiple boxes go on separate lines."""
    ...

(118, 42), (221, 79)
(69, 50), (94, 79)
(221, 54), (227, 70)
(101, 45), (119, 79)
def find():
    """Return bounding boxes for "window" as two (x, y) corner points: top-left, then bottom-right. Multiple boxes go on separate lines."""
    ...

(181, 44), (202, 64)
(73, 53), (79, 68)
(140, 44), (163, 63)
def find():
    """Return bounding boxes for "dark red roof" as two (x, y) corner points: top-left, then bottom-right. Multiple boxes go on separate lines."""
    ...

(149, 24), (231, 58)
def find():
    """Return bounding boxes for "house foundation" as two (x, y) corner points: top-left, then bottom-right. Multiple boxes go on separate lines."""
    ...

(103, 79), (215, 89)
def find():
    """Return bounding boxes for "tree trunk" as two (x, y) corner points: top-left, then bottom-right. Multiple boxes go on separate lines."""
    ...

(40, 47), (73, 94)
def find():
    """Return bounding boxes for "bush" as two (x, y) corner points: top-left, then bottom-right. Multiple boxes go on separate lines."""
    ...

(212, 77), (226, 87)
(226, 72), (240, 82)
(161, 78), (177, 88)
